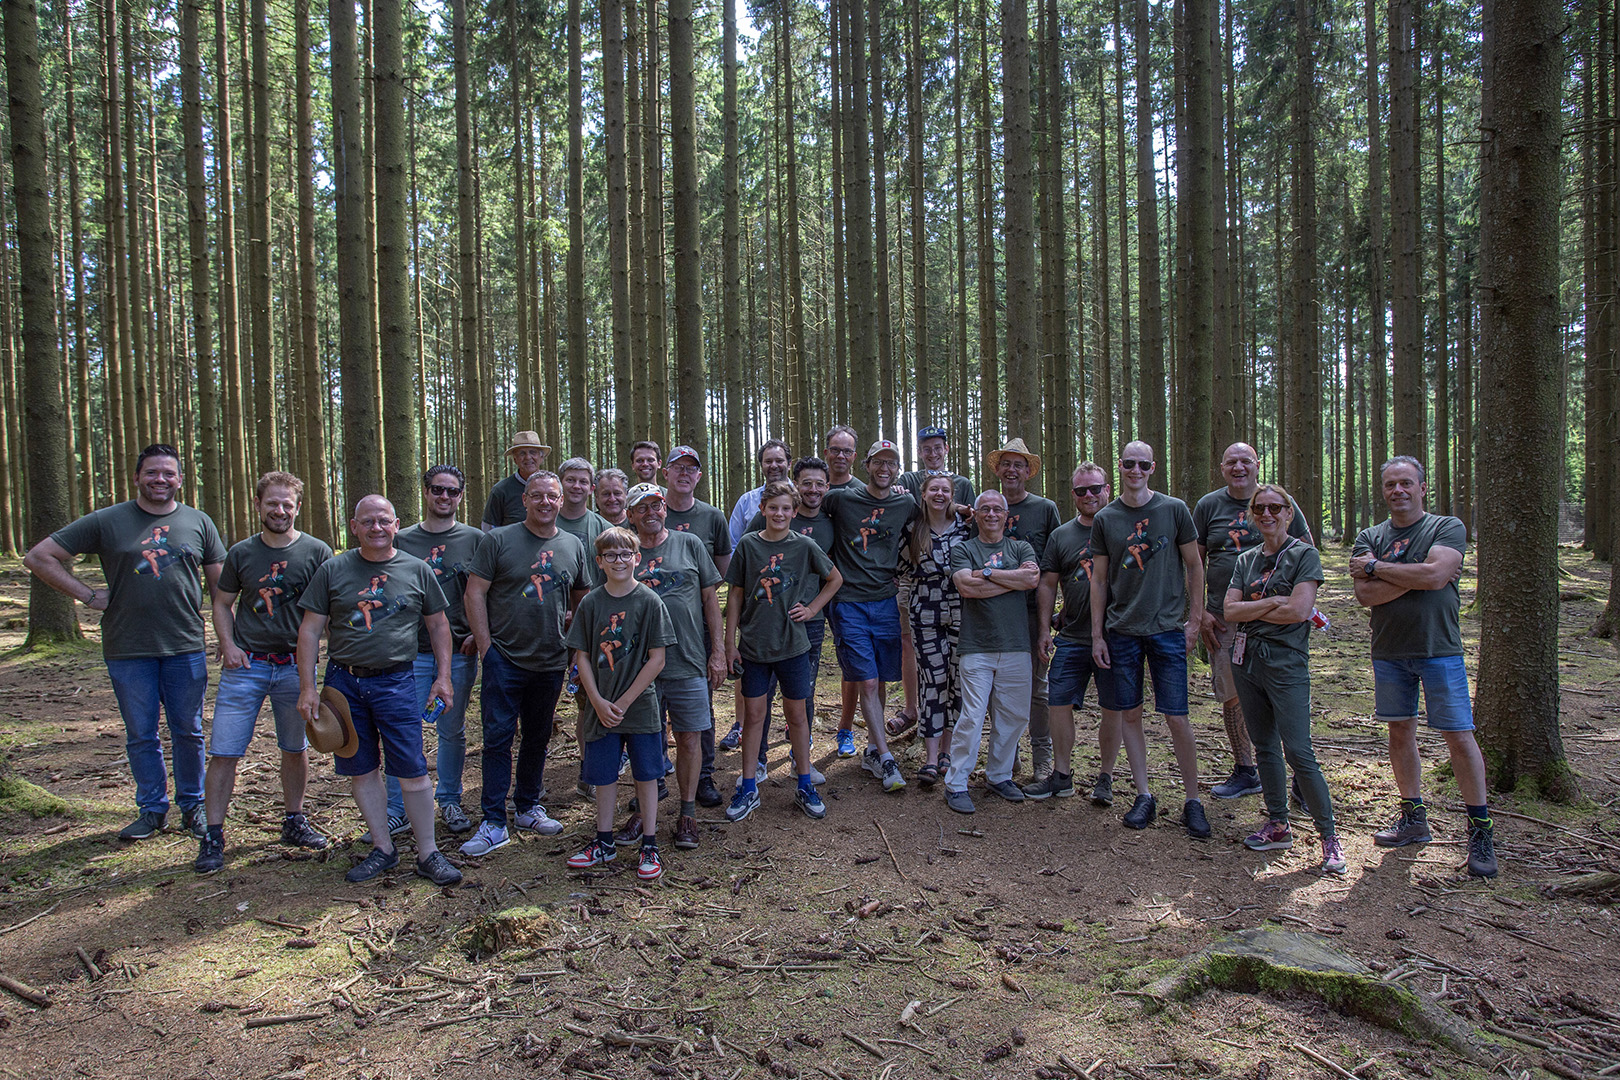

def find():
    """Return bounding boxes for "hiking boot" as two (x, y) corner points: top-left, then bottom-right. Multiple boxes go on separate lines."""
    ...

(1183, 799), (1212, 839)
(725, 787), (761, 823)
(1211, 767), (1263, 800)
(440, 802), (473, 834)
(987, 779), (1026, 803)
(1321, 835), (1347, 874)
(1090, 772), (1115, 807)
(194, 829), (225, 874)
(880, 757), (907, 793)
(718, 722), (743, 751)
(795, 785), (827, 820)
(614, 815), (646, 846)
(1466, 817), (1498, 878)
(1243, 819), (1295, 851)
(1029, 736), (1054, 783)
(280, 812), (328, 849)
(345, 846), (400, 883)
(1372, 803), (1432, 848)
(459, 821), (510, 857)
(118, 811), (166, 841)
(695, 776), (723, 808)
(1122, 793), (1157, 830)
(673, 814), (701, 850)
(513, 806), (563, 835)
(180, 806), (208, 840)
(567, 839), (616, 869)
(358, 813), (410, 846)
(1023, 771), (1074, 801)
(415, 851), (463, 886)
(945, 789), (976, 814)
(835, 729), (857, 758)
(637, 845), (665, 882)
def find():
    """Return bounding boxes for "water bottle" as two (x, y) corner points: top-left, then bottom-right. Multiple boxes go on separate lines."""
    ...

(1310, 608), (1331, 630)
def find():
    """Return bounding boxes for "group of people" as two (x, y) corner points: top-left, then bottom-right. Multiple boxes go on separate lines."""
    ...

(22, 423), (1499, 888)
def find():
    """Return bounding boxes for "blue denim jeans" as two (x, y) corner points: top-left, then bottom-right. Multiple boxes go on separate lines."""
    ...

(386, 651), (478, 817)
(209, 660), (307, 756)
(105, 652), (208, 816)
(480, 648), (565, 826)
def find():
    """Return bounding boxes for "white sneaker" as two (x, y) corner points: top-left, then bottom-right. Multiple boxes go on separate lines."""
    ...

(513, 806), (563, 835)
(459, 821), (510, 857)
(861, 747), (884, 780)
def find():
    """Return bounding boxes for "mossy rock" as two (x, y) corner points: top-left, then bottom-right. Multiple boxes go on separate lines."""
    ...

(460, 905), (553, 957)
(1135, 927), (1496, 1066)
(0, 775), (74, 819)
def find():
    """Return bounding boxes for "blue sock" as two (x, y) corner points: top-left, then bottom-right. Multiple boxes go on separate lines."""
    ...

(798, 773), (815, 793)
(1466, 804), (1489, 821)
(738, 777), (757, 796)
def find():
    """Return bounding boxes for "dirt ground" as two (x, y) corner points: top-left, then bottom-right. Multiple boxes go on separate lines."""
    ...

(0, 549), (1617, 1080)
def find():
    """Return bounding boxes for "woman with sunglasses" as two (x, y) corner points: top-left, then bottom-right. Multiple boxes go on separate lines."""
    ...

(1222, 483), (1344, 873)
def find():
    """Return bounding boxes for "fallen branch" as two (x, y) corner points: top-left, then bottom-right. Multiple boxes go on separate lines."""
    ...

(874, 822), (907, 882)
(1481, 808), (1620, 853)
(254, 916), (309, 934)
(1291, 1042), (1356, 1079)
(244, 1011), (325, 1029)
(0, 972), (50, 1007)
(841, 1032), (887, 1059)
(74, 947), (102, 981)
(0, 902), (60, 937)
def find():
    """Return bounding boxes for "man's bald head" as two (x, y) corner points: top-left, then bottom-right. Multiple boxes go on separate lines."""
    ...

(352, 494), (395, 521)
(1122, 440), (1155, 463)
(974, 489), (1008, 512)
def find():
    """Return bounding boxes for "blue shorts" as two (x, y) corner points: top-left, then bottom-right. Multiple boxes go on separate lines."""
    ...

(325, 665), (428, 779)
(1373, 655), (1475, 731)
(581, 729), (665, 784)
(1048, 638), (1117, 711)
(830, 599), (902, 683)
(209, 659), (307, 756)
(1106, 630), (1189, 716)
(657, 675), (714, 733)
(741, 650), (815, 701)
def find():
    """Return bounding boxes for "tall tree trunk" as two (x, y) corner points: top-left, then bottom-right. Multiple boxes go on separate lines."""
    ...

(1288, 0), (1321, 531)
(1389, 0), (1423, 457)
(6, 0), (79, 640)
(1431, 20), (1451, 523)
(333, 0), (380, 508)
(1177, 0), (1213, 497)
(953, 0), (968, 473)
(975, 0), (998, 463)
(869, 0), (894, 439)
(1002, 0), (1038, 469)
(511, 0), (532, 433)
(214, 0), (247, 535)
(627, 0), (649, 444)
(604, 0), (632, 468)
(907, 0), (928, 430)
(1135, 0), (1164, 461)
(722, 0), (743, 491)
(830, 5), (848, 427)
(1043, 0), (1069, 490)
(1365, 0), (1390, 479)
(119, 8), (145, 464)
(845, 0), (877, 442)
(644, 5), (670, 453)
(669, 0), (706, 496)
(65, 5), (94, 509)
(249, 0), (274, 472)
(541, 112), (562, 450)
(1116, 0), (1133, 442)
(180, 0), (222, 531)
(374, 0), (417, 518)
(567, 0), (587, 458)
(1459, 263), (1473, 538)
(1209, 5), (1233, 459)
(1096, 57), (1113, 471)
(1478, 0), (1570, 797)
(294, 0), (331, 539)
(784, 1), (811, 453)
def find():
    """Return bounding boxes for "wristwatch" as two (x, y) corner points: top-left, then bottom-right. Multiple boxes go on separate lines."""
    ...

(1365, 559), (1379, 579)
(982, 566), (994, 579)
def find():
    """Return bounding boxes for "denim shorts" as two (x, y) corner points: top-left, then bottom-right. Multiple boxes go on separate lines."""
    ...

(325, 665), (428, 779)
(657, 675), (714, 733)
(1373, 655), (1475, 731)
(209, 659), (307, 756)
(740, 650), (815, 701)
(829, 598), (902, 683)
(1106, 630), (1189, 716)
(1048, 637), (1117, 711)
(581, 729), (665, 785)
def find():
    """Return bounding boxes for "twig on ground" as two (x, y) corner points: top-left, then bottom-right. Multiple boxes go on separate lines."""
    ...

(0, 972), (50, 1007)
(1291, 1042), (1356, 1079)
(243, 1011), (325, 1029)
(0, 902), (60, 937)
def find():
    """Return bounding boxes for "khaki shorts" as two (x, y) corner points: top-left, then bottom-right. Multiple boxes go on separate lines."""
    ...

(1209, 619), (1239, 702)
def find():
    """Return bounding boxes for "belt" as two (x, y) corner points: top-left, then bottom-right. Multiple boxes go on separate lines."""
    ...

(248, 651), (295, 666)
(328, 660), (413, 678)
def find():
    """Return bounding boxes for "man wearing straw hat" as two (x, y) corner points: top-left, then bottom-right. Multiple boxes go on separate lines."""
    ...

(482, 430), (552, 532)
(297, 495), (462, 885)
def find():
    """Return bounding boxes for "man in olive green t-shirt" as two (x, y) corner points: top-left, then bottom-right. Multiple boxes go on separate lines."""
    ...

(25, 444), (227, 843)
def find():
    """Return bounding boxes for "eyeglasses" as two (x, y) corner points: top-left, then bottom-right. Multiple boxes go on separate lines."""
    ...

(1251, 503), (1290, 517)
(665, 463), (699, 475)
(977, 506), (1007, 516)
(427, 484), (463, 497)
(1072, 484), (1106, 497)
(1120, 459), (1153, 472)
(826, 445), (856, 456)
(599, 551), (636, 562)
(357, 517), (396, 528)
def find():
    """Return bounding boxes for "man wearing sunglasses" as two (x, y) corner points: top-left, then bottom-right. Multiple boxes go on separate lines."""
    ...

(1193, 443), (1312, 801)
(1088, 441), (1210, 838)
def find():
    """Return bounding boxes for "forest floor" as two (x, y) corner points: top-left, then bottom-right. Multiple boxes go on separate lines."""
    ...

(0, 549), (1617, 1080)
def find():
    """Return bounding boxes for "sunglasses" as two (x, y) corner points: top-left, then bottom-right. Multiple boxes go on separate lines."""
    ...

(1120, 458), (1153, 472)
(427, 484), (463, 497)
(1072, 484), (1107, 497)
(1251, 503), (1290, 517)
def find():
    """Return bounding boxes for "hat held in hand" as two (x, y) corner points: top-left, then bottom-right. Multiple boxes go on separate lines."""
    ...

(306, 686), (360, 758)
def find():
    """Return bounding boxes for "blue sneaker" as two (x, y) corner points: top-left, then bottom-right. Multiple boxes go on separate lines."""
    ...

(795, 785), (827, 819)
(725, 787), (761, 823)
(836, 729), (857, 759)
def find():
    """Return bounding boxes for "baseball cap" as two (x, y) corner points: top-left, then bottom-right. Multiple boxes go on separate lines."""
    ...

(626, 483), (667, 508)
(865, 439), (901, 463)
(918, 426), (948, 442)
(666, 445), (702, 467)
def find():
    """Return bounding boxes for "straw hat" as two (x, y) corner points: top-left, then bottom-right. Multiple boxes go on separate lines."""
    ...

(507, 431), (552, 456)
(985, 437), (1042, 477)
(306, 686), (360, 758)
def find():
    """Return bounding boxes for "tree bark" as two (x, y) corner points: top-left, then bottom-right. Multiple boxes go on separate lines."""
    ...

(373, 0), (417, 518)
(669, 0), (706, 497)
(869, 0), (894, 440)
(248, 0), (275, 472)
(1288, 0), (1321, 532)
(180, 0), (221, 532)
(1001, 0), (1038, 472)
(567, 0), (587, 459)
(1177, 0), (1213, 497)
(1389, 0), (1423, 458)
(722, 0), (743, 492)
(1135, 0), (1164, 462)
(214, 0), (247, 537)
(603, 0), (632, 469)
(1365, 0), (1390, 481)
(333, 0), (380, 509)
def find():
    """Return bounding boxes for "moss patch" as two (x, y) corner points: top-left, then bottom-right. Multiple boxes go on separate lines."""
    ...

(460, 905), (554, 957)
(0, 774), (74, 818)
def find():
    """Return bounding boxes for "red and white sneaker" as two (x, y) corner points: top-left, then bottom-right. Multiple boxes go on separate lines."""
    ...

(567, 839), (617, 869)
(637, 845), (664, 882)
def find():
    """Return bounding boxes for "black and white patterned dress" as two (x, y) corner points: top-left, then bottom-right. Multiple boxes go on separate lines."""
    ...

(901, 518), (971, 739)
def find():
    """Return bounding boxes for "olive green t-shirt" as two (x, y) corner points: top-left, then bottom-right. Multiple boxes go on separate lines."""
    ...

(664, 499), (732, 563)
(634, 529), (722, 680)
(950, 536), (1037, 655)
(299, 549), (448, 669)
(746, 510), (836, 629)
(51, 501), (228, 660)
(1092, 491), (1198, 637)
(218, 532), (333, 654)
(1230, 540), (1324, 655)
(481, 471), (530, 529)
(1193, 487), (1311, 613)
(468, 524), (588, 672)
(1040, 517), (1100, 646)
(557, 509), (611, 589)
(824, 486), (919, 603)
(1352, 513), (1467, 660)
(724, 531), (838, 664)
(395, 521), (483, 653)
(565, 583), (676, 742)
(898, 471), (975, 508)
(1005, 493), (1061, 621)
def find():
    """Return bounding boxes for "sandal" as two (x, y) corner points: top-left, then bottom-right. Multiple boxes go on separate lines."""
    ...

(917, 761), (940, 788)
(884, 712), (917, 738)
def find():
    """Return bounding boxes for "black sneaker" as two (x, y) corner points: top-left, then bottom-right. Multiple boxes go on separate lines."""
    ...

(194, 830), (225, 874)
(1090, 772), (1115, 807)
(695, 776), (723, 808)
(1183, 799), (1212, 839)
(118, 810), (166, 841)
(1372, 803), (1432, 848)
(1466, 817), (1498, 878)
(1210, 767), (1262, 799)
(1122, 793), (1157, 830)
(1022, 771), (1074, 801)
(440, 802), (474, 834)
(345, 846), (401, 883)
(415, 851), (463, 886)
(718, 722), (743, 751)
(280, 813), (328, 850)
(180, 806), (207, 841)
